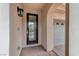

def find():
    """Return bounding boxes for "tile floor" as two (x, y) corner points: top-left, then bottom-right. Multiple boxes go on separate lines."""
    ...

(20, 45), (64, 56)
(53, 45), (65, 56)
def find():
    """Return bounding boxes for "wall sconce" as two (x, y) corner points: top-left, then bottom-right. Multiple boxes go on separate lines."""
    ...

(17, 6), (24, 17)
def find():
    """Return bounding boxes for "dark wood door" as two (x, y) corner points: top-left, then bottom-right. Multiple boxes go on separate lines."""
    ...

(27, 13), (38, 45)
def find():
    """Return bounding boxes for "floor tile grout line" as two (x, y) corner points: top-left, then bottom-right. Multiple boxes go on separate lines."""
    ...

(52, 50), (59, 56)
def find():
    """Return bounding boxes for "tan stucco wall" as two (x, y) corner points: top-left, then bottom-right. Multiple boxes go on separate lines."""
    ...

(41, 4), (52, 51)
(47, 5), (55, 51)
(10, 3), (23, 56)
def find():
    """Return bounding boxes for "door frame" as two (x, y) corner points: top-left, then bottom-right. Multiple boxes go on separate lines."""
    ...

(65, 3), (69, 56)
(26, 13), (38, 45)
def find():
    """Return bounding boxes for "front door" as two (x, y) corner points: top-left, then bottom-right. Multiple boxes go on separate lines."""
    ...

(27, 13), (38, 45)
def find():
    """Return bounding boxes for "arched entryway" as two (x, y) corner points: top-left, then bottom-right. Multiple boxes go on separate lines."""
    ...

(46, 3), (69, 56)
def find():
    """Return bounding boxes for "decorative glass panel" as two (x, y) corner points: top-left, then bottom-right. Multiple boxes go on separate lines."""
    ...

(28, 15), (36, 41)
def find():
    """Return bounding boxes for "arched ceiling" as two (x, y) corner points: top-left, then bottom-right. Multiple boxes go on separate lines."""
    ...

(47, 3), (66, 20)
(52, 3), (65, 14)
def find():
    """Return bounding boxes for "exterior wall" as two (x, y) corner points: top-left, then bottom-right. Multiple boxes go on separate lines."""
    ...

(69, 3), (79, 56)
(41, 8), (47, 50)
(10, 3), (23, 56)
(22, 7), (42, 47)
(46, 4), (54, 51)
(0, 3), (9, 56)
(41, 4), (52, 51)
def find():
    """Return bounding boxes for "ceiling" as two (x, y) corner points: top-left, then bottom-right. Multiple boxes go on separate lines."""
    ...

(23, 3), (65, 20)
(23, 3), (65, 14)
(52, 3), (65, 14)
(51, 4), (65, 20)
(23, 3), (46, 11)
